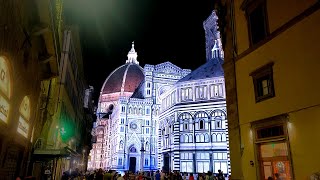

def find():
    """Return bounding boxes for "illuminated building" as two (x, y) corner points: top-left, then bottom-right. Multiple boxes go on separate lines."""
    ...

(89, 10), (230, 175)
(158, 10), (229, 174)
(218, 0), (320, 179)
(0, 0), (61, 178)
(31, 25), (93, 179)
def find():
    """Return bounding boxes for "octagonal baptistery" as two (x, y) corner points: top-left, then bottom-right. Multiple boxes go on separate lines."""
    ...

(99, 42), (144, 112)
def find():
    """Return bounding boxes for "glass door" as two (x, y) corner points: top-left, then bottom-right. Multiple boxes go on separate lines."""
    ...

(259, 142), (292, 180)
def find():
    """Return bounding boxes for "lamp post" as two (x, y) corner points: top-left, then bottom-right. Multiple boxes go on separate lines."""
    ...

(82, 149), (86, 172)
(140, 138), (145, 172)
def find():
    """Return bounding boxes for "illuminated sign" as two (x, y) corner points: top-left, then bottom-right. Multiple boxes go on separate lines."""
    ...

(19, 96), (30, 120)
(17, 116), (29, 138)
(0, 56), (11, 98)
(17, 96), (30, 138)
(0, 95), (9, 123)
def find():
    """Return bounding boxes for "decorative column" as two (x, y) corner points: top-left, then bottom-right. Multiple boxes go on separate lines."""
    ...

(193, 152), (196, 173)
(140, 138), (145, 171)
(209, 152), (213, 172)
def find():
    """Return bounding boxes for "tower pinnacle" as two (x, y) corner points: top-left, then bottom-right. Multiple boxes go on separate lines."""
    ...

(126, 41), (139, 64)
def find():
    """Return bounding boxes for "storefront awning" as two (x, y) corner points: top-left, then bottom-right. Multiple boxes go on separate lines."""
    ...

(33, 146), (80, 159)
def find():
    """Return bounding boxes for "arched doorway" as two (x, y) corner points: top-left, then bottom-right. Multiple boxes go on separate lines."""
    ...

(163, 153), (170, 172)
(129, 146), (137, 173)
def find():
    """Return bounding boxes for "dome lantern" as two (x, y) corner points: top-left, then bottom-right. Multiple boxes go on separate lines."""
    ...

(126, 41), (139, 64)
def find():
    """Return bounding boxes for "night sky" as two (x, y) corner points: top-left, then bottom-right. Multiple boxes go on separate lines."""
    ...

(64, 0), (216, 101)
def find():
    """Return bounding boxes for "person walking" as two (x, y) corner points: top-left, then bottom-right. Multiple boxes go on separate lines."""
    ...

(189, 173), (195, 180)
(155, 170), (161, 180)
(216, 170), (225, 180)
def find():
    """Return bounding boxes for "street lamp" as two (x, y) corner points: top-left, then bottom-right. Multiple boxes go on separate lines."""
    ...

(140, 138), (145, 171)
(82, 149), (86, 171)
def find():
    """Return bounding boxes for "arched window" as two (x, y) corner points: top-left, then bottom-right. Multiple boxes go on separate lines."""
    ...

(204, 133), (209, 142)
(17, 96), (30, 138)
(222, 133), (227, 142)
(200, 134), (205, 142)
(217, 120), (221, 129)
(0, 56), (11, 124)
(180, 135), (184, 142)
(185, 135), (189, 143)
(217, 133), (222, 142)
(130, 146), (137, 153)
(196, 134), (200, 142)
(118, 158), (123, 165)
(212, 134), (217, 142)
(189, 134), (193, 143)
(119, 141), (124, 150)
(199, 120), (204, 129)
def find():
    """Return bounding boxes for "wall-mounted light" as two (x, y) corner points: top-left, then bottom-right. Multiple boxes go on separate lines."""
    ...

(250, 160), (254, 167)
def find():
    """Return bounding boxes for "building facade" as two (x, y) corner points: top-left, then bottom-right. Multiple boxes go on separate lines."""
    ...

(158, 11), (229, 174)
(0, 0), (61, 179)
(219, 0), (320, 179)
(89, 10), (230, 175)
(32, 25), (92, 179)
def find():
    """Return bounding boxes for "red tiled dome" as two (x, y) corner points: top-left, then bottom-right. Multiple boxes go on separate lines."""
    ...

(101, 63), (144, 95)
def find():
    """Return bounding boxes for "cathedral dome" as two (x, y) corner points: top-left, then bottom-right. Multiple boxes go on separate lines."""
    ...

(101, 63), (144, 94)
(100, 42), (144, 96)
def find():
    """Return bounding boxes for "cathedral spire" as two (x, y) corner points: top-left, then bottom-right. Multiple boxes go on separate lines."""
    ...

(203, 10), (224, 62)
(126, 41), (139, 64)
(211, 32), (224, 59)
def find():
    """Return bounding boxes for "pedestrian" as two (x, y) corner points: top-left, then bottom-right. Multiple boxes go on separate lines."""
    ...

(216, 170), (225, 180)
(117, 174), (125, 180)
(189, 173), (195, 180)
(155, 170), (161, 180)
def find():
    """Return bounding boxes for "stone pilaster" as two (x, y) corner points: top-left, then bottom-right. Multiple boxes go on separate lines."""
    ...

(219, 0), (244, 179)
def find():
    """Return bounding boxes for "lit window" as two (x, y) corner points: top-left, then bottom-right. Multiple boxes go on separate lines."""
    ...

(250, 62), (275, 102)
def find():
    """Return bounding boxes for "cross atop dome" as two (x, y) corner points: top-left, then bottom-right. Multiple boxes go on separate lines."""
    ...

(126, 41), (139, 64)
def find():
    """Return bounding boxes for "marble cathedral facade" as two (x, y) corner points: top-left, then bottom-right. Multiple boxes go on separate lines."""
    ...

(88, 10), (230, 175)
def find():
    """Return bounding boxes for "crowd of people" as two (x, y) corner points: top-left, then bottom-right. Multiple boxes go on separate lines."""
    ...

(61, 168), (229, 180)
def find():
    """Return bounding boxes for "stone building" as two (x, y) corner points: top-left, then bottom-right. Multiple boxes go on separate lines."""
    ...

(0, 0), (93, 179)
(89, 10), (230, 175)
(158, 10), (229, 174)
(0, 0), (59, 178)
(218, 0), (320, 179)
